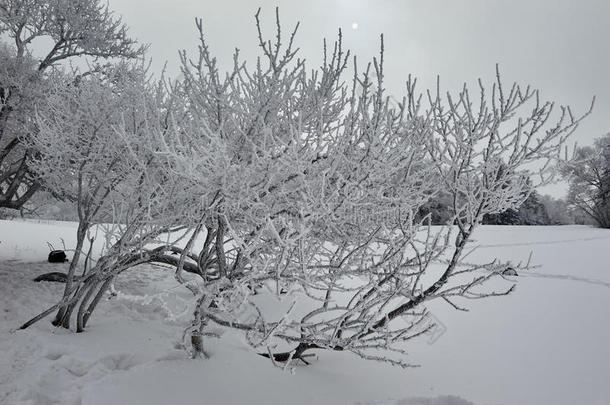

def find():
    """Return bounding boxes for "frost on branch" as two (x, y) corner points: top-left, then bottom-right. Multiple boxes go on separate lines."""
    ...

(22, 8), (592, 368)
(561, 134), (610, 228)
(0, 0), (145, 67)
(0, 0), (146, 210)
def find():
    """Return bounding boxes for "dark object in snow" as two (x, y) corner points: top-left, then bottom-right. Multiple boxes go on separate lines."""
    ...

(48, 250), (68, 263)
(247, 283), (260, 295)
(247, 284), (287, 295)
(33, 272), (81, 283)
(502, 267), (518, 276)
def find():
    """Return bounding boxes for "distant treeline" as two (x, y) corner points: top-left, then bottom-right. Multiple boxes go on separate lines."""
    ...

(418, 189), (591, 226)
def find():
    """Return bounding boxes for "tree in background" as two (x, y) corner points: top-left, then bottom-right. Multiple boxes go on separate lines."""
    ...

(417, 190), (454, 224)
(482, 188), (550, 225)
(539, 194), (574, 225)
(561, 134), (610, 228)
(19, 62), (204, 332)
(417, 158), (556, 227)
(420, 188), (572, 226)
(0, 0), (145, 210)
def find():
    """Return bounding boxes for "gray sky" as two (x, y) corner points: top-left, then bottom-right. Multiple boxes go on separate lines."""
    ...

(108, 0), (610, 197)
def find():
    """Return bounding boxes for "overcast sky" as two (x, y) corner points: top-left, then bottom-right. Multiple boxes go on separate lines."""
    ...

(107, 0), (610, 197)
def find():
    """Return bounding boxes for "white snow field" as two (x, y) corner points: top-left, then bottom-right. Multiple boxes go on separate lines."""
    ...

(0, 219), (609, 405)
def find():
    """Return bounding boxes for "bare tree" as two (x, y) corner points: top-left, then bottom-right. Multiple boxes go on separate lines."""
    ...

(561, 134), (610, 228)
(162, 11), (591, 365)
(539, 194), (573, 225)
(21, 63), (189, 330)
(0, 0), (145, 210)
(21, 9), (592, 368)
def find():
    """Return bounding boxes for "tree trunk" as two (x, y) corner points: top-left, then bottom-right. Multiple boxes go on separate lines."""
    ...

(53, 221), (88, 327)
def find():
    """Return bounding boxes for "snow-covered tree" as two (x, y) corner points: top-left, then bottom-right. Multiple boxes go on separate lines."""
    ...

(155, 11), (591, 364)
(483, 187), (550, 225)
(0, 43), (49, 209)
(539, 195), (573, 225)
(561, 134), (610, 228)
(0, 0), (145, 210)
(22, 9), (592, 367)
(20, 63), (198, 331)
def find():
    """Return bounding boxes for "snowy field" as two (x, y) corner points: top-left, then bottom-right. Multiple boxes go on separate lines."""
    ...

(0, 219), (609, 405)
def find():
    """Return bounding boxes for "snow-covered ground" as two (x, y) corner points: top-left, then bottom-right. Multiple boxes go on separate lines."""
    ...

(0, 219), (609, 405)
